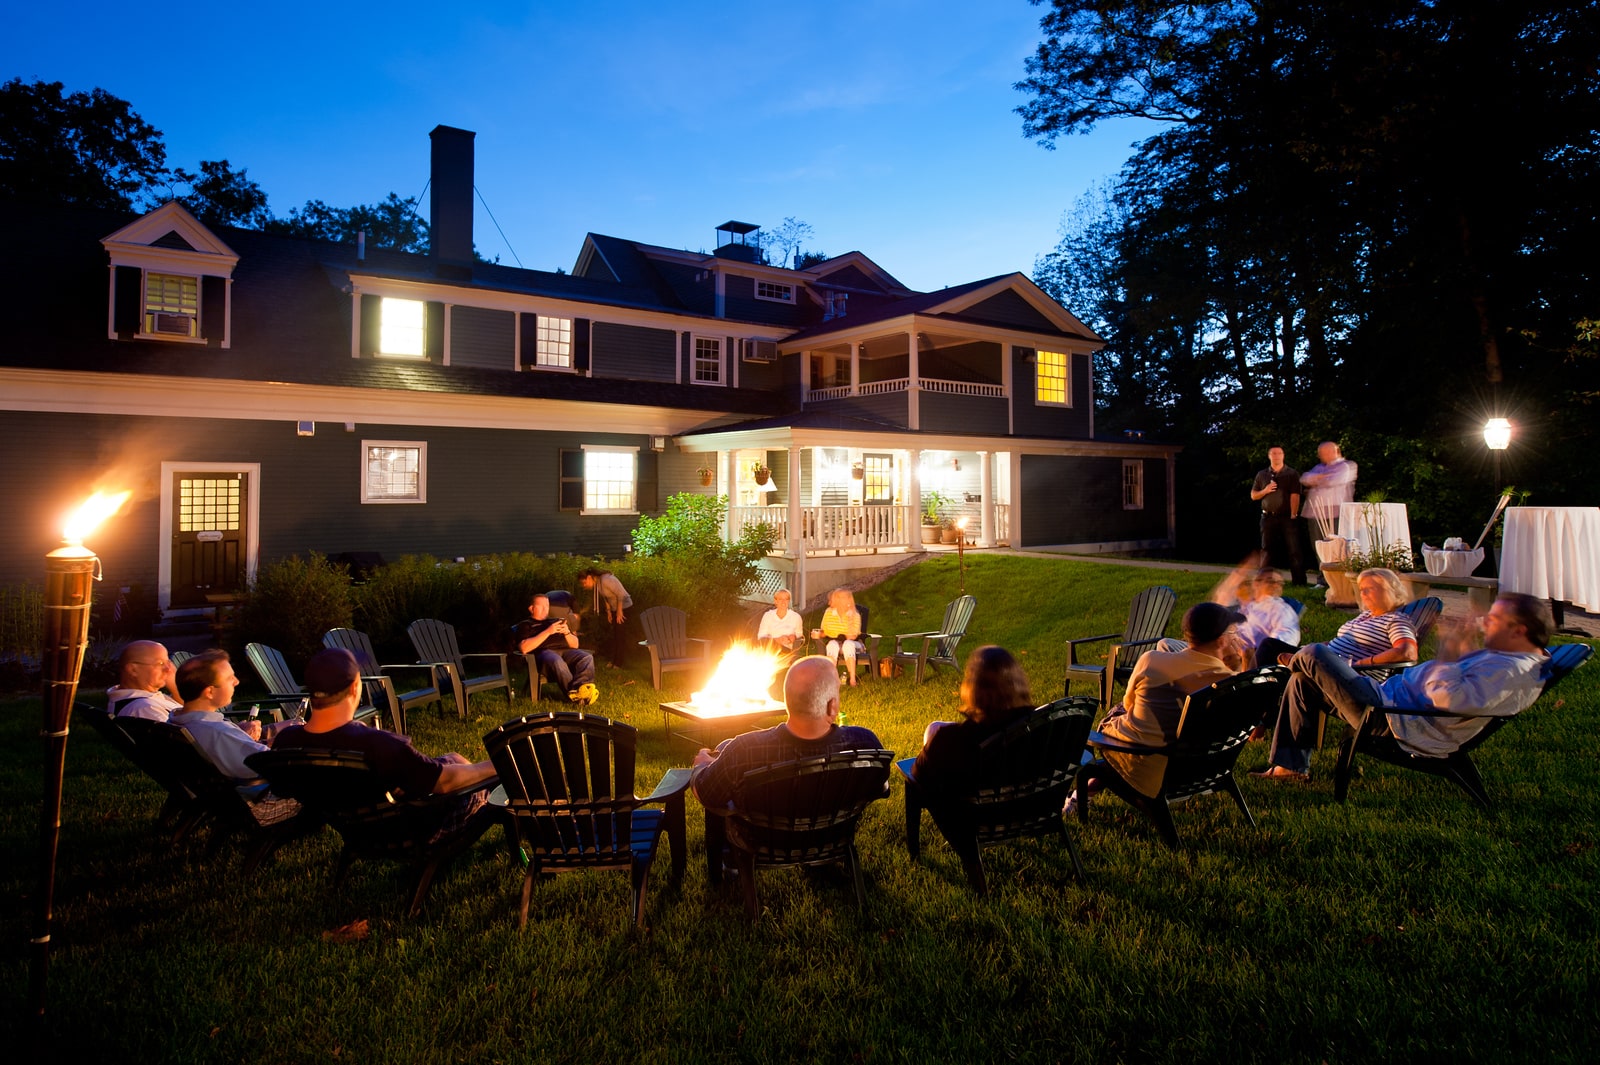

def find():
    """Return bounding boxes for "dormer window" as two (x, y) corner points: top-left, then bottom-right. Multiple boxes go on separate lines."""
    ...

(535, 315), (573, 368)
(824, 291), (848, 319)
(379, 298), (427, 358)
(102, 202), (238, 348)
(145, 273), (199, 338)
(756, 280), (794, 304)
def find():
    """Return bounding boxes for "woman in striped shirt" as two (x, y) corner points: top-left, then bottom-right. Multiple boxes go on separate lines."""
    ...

(1279, 568), (1417, 669)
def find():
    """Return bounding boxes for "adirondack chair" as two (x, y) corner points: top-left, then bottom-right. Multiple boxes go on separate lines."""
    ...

(483, 711), (691, 929)
(245, 642), (390, 730)
(1075, 666), (1288, 849)
(1064, 585), (1177, 710)
(808, 603), (883, 683)
(890, 595), (977, 683)
(323, 627), (444, 733)
(169, 650), (194, 667)
(406, 619), (513, 718)
(78, 702), (205, 837)
(246, 747), (502, 916)
(897, 696), (1094, 893)
(1333, 642), (1592, 810)
(637, 606), (713, 690)
(704, 748), (894, 920)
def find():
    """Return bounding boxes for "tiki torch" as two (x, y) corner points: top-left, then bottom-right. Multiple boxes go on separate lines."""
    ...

(30, 491), (127, 1028)
(957, 518), (969, 593)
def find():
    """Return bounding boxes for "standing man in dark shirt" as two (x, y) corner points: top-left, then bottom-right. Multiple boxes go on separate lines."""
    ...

(1251, 446), (1305, 585)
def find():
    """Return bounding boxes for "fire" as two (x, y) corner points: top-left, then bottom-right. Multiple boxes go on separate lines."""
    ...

(63, 491), (131, 544)
(688, 642), (787, 717)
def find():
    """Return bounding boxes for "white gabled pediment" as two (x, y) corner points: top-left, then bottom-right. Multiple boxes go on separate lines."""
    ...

(924, 273), (1102, 344)
(801, 251), (912, 297)
(101, 201), (240, 276)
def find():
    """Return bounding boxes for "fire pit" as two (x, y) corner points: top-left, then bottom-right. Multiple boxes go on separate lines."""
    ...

(659, 642), (787, 747)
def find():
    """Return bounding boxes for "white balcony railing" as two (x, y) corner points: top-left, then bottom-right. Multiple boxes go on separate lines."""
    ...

(804, 376), (1002, 402)
(733, 504), (915, 553)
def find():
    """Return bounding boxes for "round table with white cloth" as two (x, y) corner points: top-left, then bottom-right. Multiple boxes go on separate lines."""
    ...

(1337, 502), (1411, 560)
(1499, 506), (1600, 612)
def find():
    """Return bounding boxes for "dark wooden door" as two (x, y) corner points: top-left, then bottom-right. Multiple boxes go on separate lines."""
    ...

(170, 470), (248, 607)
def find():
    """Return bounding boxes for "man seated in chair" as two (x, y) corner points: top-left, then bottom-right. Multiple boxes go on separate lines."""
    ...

(512, 594), (598, 705)
(691, 656), (882, 811)
(170, 651), (301, 825)
(273, 649), (498, 839)
(1253, 593), (1552, 782)
(755, 589), (805, 659)
(107, 640), (182, 721)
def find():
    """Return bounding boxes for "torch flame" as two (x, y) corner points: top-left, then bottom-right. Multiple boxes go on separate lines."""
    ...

(688, 642), (787, 717)
(63, 491), (131, 544)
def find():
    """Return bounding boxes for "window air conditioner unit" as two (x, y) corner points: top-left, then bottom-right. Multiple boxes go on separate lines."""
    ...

(742, 339), (778, 363)
(151, 312), (195, 336)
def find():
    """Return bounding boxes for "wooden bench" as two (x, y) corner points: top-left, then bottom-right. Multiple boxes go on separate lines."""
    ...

(1399, 572), (1498, 613)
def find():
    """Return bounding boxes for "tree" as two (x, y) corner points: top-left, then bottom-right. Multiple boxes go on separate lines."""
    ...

(0, 78), (168, 210)
(160, 159), (271, 229)
(265, 192), (429, 253)
(759, 217), (815, 269)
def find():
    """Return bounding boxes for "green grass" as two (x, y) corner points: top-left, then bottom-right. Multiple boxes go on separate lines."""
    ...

(2, 555), (1596, 1062)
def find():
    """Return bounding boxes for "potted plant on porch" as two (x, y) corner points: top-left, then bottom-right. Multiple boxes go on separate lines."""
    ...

(696, 466), (715, 487)
(751, 460), (771, 486)
(920, 490), (952, 545)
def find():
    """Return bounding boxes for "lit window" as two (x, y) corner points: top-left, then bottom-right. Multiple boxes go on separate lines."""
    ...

(1036, 350), (1069, 405)
(362, 441), (427, 503)
(1122, 459), (1143, 511)
(756, 280), (794, 303)
(535, 315), (572, 368)
(379, 298), (426, 358)
(560, 447), (637, 514)
(145, 273), (198, 337)
(693, 336), (722, 385)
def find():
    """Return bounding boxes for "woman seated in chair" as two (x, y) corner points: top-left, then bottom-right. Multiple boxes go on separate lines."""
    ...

(817, 588), (867, 687)
(1278, 567), (1416, 672)
(910, 646), (1033, 796)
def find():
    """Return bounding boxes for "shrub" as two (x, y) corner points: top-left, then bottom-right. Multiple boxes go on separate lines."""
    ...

(630, 493), (776, 620)
(232, 553), (353, 673)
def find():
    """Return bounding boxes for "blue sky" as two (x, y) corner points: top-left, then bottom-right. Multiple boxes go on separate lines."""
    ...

(6, 1), (1150, 292)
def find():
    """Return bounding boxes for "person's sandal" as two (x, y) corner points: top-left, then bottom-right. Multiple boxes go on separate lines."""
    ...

(1249, 765), (1310, 783)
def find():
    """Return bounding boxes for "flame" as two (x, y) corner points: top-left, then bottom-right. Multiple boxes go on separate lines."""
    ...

(63, 490), (131, 543)
(688, 642), (787, 717)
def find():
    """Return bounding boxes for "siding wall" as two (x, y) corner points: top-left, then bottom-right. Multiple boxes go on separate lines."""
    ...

(1011, 348), (1093, 439)
(449, 306), (515, 369)
(805, 392), (910, 427)
(919, 392), (1008, 435)
(1019, 454), (1168, 547)
(592, 322), (677, 381)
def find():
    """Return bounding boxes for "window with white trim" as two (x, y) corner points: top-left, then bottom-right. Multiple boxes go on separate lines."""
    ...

(361, 441), (427, 503)
(693, 336), (723, 385)
(145, 272), (199, 337)
(560, 446), (638, 514)
(378, 298), (426, 358)
(534, 315), (572, 368)
(1036, 350), (1069, 406)
(755, 280), (794, 303)
(1122, 459), (1144, 511)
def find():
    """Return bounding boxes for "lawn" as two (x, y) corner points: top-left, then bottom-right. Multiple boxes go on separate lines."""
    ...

(2, 555), (1596, 1063)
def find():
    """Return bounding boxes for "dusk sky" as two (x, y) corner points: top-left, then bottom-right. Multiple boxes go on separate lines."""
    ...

(7, 1), (1151, 292)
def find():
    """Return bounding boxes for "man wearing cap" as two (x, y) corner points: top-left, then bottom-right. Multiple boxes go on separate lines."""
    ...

(106, 640), (182, 721)
(1086, 602), (1249, 800)
(273, 649), (498, 828)
(512, 594), (598, 705)
(169, 650), (301, 825)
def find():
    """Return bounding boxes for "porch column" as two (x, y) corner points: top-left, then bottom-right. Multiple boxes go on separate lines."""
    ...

(788, 446), (805, 604)
(908, 447), (925, 553)
(849, 341), (860, 396)
(1009, 450), (1024, 550)
(801, 346), (811, 401)
(724, 451), (739, 544)
(907, 330), (920, 430)
(978, 450), (994, 547)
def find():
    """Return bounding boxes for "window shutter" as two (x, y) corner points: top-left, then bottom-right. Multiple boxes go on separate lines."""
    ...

(200, 276), (226, 346)
(519, 313), (538, 369)
(425, 301), (445, 361)
(359, 294), (382, 356)
(637, 448), (659, 513)
(113, 267), (142, 337)
(573, 317), (591, 373)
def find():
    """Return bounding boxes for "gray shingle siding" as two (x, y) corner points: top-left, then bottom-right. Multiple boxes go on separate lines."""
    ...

(965, 289), (1057, 331)
(806, 392), (910, 427)
(920, 392), (1007, 435)
(1010, 348), (1092, 439)
(449, 306), (515, 369)
(593, 322), (678, 382)
(1019, 455), (1167, 546)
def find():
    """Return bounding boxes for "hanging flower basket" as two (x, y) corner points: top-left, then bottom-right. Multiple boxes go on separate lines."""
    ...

(851, 463), (865, 480)
(697, 467), (714, 487)
(753, 464), (771, 486)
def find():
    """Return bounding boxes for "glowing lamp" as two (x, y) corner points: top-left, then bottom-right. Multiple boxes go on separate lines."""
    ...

(1483, 418), (1512, 451)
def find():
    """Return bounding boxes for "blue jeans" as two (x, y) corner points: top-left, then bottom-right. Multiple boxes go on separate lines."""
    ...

(1267, 643), (1387, 773)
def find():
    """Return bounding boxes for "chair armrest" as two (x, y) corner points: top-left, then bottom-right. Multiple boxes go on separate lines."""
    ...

(639, 766), (693, 803)
(460, 652), (509, 674)
(687, 638), (713, 659)
(892, 630), (944, 654)
(1105, 636), (1164, 669)
(1085, 729), (1172, 755)
(1066, 633), (1119, 666)
(378, 663), (443, 680)
(894, 757), (917, 782)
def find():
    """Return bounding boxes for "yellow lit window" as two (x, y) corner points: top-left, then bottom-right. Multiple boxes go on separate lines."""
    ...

(1036, 350), (1068, 405)
(379, 298), (426, 357)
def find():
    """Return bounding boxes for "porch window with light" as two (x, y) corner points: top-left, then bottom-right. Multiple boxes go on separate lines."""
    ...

(1036, 350), (1069, 406)
(145, 273), (199, 338)
(378, 298), (426, 358)
(560, 447), (638, 514)
(1122, 459), (1144, 510)
(693, 336), (723, 385)
(534, 315), (572, 368)
(361, 441), (427, 503)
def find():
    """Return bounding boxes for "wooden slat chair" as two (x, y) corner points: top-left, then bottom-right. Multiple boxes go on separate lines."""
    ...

(637, 606), (713, 690)
(704, 748), (894, 920)
(245, 642), (390, 730)
(405, 619), (513, 719)
(897, 696), (1094, 893)
(1074, 666), (1288, 849)
(246, 747), (503, 916)
(169, 650), (194, 667)
(1333, 642), (1593, 810)
(809, 604), (883, 683)
(890, 594), (977, 683)
(323, 627), (444, 733)
(483, 712), (690, 930)
(78, 702), (205, 837)
(1064, 585), (1177, 710)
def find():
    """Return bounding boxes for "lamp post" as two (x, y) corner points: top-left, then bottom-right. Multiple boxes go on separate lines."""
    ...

(30, 491), (127, 1029)
(1484, 418), (1512, 491)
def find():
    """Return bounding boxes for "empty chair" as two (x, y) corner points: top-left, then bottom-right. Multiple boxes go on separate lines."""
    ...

(406, 619), (514, 718)
(483, 711), (690, 929)
(898, 697), (1093, 893)
(704, 748), (894, 919)
(890, 595), (977, 683)
(323, 627), (444, 733)
(637, 606), (712, 690)
(1075, 666), (1288, 849)
(245, 642), (390, 729)
(1064, 585), (1177, 709)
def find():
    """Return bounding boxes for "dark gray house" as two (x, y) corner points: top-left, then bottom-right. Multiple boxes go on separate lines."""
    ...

(0, 125), (1176, 612)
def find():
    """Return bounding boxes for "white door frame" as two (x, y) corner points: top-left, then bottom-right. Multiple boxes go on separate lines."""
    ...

(159, 461), (261, 611)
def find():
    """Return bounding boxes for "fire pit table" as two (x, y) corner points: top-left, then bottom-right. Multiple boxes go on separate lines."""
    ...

(658, 699), (785, 749)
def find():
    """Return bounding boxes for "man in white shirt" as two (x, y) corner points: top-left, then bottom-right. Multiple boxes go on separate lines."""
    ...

(756, 590), (805, 655)
(170, 650), (300, 824)
(1300, 440), (1358, 543)
(106, 640), (182, 721)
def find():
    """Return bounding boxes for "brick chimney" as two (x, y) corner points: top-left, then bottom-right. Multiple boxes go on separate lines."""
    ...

(429, 125), (474, 279)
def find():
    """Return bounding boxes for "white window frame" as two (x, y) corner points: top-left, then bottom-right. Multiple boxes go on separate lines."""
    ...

(692, 335), (724, 386)
(1036, 350), (1070, 407)
(1122, 459), (1144, 511)
(579, 445), (638, 515)
(378, 297), (427, 359)
(361, 440), (428, 504)
(755, 279), (795, 304)
(141, 271), (202, 342)
(534, 314), (573, 369)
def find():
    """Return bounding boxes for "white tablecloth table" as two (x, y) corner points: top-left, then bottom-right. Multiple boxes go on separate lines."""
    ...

(1337, 502), (1411, 559)
(1499, 506), (1600, 611)
(1421, 546), (1485, 578)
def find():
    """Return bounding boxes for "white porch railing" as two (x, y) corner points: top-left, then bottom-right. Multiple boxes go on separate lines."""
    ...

(733, 504), (915, 553)
(995, 503), (1011, 546)
(919, 378), (1004, 397)
(804, 376), (1002, 401)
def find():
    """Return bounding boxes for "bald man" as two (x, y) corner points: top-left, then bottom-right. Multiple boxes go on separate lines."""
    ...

(106, 640), (182, 721)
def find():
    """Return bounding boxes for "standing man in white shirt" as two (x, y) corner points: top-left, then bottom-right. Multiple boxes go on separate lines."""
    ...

(1300, 440), (1358, 544)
